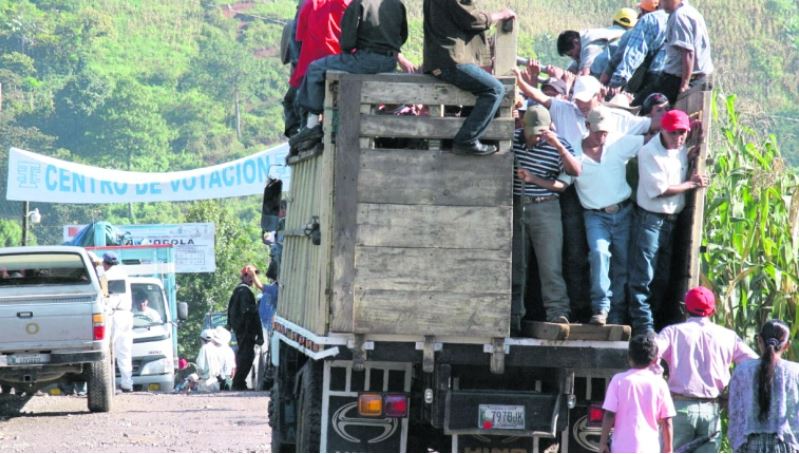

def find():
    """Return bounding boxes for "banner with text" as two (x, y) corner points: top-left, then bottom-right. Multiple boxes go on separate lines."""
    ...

(64, 223), (216, 273)
(7, 144), (290, 204)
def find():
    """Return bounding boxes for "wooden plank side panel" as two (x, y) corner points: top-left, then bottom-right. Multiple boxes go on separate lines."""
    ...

(353, 288), (509, 337)
(356, 203), (512, 250)
(360, 115), (515, 141)
(352, 246), (511, 337)
(358, 148), (513, 207)
(329, 77), (363, 333)
(360, 79), (514, 107)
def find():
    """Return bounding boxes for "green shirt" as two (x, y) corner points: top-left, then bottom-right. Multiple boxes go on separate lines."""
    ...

(422, 0), (494, 72)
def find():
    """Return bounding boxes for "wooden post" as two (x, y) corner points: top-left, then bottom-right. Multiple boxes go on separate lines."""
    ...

(21, 201), (29, 246)
(493, 19), (518, 77)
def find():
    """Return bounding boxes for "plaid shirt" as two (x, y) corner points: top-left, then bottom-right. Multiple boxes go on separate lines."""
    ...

(607, 9), (668, 87)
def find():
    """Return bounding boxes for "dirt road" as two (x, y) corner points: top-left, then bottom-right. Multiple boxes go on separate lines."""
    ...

(0, 391), (271, 452)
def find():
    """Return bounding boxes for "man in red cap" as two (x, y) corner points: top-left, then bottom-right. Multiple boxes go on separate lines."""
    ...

(655, 286), (757, 452)
(626, 109), (708, 334)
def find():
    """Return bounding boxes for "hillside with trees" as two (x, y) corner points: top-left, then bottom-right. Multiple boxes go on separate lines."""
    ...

(0, 0), (797, 357)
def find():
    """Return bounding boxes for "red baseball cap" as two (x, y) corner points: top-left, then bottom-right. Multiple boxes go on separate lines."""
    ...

(661, 109), (691, 133)
(685, 286), (715, 317)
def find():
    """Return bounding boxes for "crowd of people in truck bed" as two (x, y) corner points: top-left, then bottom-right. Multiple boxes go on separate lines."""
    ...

(270, 0), (799, 451)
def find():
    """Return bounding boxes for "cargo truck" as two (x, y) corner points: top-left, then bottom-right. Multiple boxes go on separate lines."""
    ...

(267, 29), (711, 452)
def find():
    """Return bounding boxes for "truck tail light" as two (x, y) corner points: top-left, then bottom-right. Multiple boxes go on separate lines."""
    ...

(383, 394), (409, 417)
(358, 393), (382, 417)
(92, 313), (105, 340)
(357, 393), (409, 418)
(587, 403), (604, 426)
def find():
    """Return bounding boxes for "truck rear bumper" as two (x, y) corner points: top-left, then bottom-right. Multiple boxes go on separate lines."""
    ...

(0, 350), (105, 368)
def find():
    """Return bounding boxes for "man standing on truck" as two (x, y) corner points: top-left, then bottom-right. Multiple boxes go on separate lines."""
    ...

(656, 286), (757, 452)
(627, 110), (708, 334)
(423, 0), (515, 156)
(512, 104), (581, 330)
(227, 265), (264, 391)
(104, 252), (134, 393)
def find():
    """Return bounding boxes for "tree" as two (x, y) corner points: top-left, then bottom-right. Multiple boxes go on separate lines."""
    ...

(176, 199), (265, 359)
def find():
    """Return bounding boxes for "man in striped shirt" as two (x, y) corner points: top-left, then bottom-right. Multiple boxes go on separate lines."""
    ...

(511, 105), (581, 332)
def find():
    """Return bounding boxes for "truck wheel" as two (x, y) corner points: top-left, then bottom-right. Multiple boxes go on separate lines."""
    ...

(87, 354), (113, 413)
(295, 360), (323, 452)
(268, 343), (296, 452)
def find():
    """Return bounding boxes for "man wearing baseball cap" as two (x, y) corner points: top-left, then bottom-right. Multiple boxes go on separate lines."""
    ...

(655, 286), (757, 452)
(562, 107), (646, 326)
(627, 109), (708, 335)
(600, 0), (669, 103)
(511, 105), (581, 330)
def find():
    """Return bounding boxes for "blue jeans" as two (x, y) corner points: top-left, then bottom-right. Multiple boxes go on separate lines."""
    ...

(433, 64), (505, 146)
(298, 50), (397, 114)
(627, 207), (677, 333)
(583, 203), (631, 320)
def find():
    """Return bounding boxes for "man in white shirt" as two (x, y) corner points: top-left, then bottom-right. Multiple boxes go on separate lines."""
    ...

(514, 69), (653, 321)
(565, 108), (645, 325)
(628, 110), (708, 334)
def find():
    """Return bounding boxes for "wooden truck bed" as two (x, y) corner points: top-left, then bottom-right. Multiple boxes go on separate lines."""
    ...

(279, 72), (516, 338)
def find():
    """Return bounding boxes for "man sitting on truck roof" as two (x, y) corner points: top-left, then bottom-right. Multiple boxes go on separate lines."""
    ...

(511, 105), (581, 330)
(290, 0), (416, 153)
(422, 0), (515, 156)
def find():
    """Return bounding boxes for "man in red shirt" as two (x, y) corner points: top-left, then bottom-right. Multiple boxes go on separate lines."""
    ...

(290, 0), (414, 152)
(290, 0), (351, 91)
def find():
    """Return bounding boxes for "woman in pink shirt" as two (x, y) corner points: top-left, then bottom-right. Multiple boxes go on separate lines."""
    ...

(600, 332), (676, 453)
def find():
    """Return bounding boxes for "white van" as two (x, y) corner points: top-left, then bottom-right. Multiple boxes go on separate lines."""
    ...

(128, 277), (175, 392)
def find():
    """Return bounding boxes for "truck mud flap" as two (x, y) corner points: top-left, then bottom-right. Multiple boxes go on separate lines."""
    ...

(321, 360), (412, 453)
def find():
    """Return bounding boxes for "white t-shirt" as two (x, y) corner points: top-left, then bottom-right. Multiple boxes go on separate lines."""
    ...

(636, 133), (689, 214)
(572, 134), (645, 209)
(549, 99), (651, 148)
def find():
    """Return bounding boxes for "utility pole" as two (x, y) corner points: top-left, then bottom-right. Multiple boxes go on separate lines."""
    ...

(21, 201), (29, 246)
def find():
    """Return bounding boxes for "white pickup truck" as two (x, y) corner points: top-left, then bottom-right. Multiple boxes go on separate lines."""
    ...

(0, 246), (114, 412)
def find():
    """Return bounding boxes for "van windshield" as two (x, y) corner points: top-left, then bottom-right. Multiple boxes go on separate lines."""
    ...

(0, 252), (90, 286)
(131, 282), (167, 327)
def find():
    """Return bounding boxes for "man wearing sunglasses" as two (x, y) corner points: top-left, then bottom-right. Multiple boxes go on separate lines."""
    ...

(627, 109), (707, 334)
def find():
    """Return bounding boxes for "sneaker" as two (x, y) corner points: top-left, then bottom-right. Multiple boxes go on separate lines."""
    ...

(589, 312), (608, 326)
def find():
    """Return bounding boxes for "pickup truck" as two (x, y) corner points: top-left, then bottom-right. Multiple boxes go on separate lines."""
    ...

(0, 246), (114, 412)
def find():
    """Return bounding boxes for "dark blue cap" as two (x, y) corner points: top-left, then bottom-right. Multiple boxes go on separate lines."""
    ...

(102, 252), (118, 265)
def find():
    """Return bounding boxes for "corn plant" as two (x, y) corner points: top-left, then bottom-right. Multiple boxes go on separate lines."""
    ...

(702, 94), (799, 357)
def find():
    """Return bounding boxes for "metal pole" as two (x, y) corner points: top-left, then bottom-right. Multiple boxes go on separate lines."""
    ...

(21, 201), (29, 246)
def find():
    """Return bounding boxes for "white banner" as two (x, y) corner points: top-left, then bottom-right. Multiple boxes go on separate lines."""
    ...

(7, 144), (290, 203)
(64, 223), (216, 273)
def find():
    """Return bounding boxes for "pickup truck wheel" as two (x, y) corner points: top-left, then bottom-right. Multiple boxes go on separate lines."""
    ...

(87, 353), (113, 413)
(295, 360), (322, 453)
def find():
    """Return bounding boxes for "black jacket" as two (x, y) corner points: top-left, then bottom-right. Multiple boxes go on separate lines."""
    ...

(227, 283), (263, 344)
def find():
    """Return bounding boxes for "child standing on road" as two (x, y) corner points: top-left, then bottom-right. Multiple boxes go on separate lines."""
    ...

(599, 332), (675, 453)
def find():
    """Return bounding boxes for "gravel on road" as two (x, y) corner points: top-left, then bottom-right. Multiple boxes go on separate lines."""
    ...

(0, 391), (271, 453)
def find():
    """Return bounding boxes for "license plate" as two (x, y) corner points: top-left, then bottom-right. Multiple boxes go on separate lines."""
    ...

(8, 353), (51, 365)
(478, 405), (525, 430)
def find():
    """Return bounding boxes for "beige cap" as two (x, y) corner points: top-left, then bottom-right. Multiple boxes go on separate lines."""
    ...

(523, 104), (551, 137)
(587, 107), (613, 133)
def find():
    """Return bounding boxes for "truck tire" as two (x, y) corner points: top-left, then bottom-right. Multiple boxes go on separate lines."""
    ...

(87, 354), (113, 413)
(295, 360), (323, 453)
(267, 343), (296, 452)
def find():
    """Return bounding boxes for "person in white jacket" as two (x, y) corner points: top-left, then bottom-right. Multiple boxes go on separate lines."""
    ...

(104, 252), (134, 393)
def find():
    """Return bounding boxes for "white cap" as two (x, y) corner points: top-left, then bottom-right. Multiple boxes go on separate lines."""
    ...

(572, 75), (602, 102)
